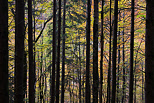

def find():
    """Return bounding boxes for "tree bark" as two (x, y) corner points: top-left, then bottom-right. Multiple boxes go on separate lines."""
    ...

(93, 0), (99, 102)
(145, 0), (154, 102)
(15, 0), (25, 102)
(111, 0), (118, 102)
(28, 0), (35, 102)
(100, 0), (104, 103)
(61, 0), (66, 103)
(86, 0), (91, 102)
(50, 0), (57, 102)
(56, 0), (61, 102)
(129, 0), (134, 102)
(0, 0), (9, 102)
(107, 0), (112, 102)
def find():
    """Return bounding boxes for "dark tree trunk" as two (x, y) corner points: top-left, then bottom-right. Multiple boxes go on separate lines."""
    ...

(86, 0), (91, 102)
(142, 62), (144, 101)
(61, 0), (66, 103)
(23, 51), (27, 102)
(145, 0), (154, 102)
(51, 0), (57, 102)
(15, 0), (25, 102)
(129, 0), (134, 102)
(99, 0), (104, 103)
(122, 11), (125, 103)
(0, 0), (9, 102)
(107, 0), (112, 102)
(111, 0), (118, 102)
(93, 0), (99, 102)
(28, 0), (35, 102)
(56, 0), (61, 102)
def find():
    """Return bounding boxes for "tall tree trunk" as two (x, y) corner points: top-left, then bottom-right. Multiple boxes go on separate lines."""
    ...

(14, 0), (25, 102)
(86, 0), (91, 102)
(23, 51), (27, 103)
(0, 0), (9, 102)
(117, 31), (120, 103)
(142, 61), (144, 102)
(122, 11), (125, 103)
(40, 35), (43, 102)
(111, 0), (118, 102)
(51, 0), (57, 102)
(107, 0), (112, 102)
(79, 36), (82, 103)
(61, 0), (66, 102)
(28, 0), (35, 102)
(129, 0), (134, 102)
(100, 0), (104, 103)
(93, 0), (99, 102)
(145, 0), (154, 102)
(33, 0), (36, 93)
(56, 0), (61, 102)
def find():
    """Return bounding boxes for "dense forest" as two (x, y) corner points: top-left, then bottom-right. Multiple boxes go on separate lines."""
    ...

(0, 0), (154, 103)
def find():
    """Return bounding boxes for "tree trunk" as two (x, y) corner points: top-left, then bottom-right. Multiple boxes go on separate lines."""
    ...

(122, 11), (125, 103)
(61, 0), (66, 103)
(129, 0), (134, 102)
(51, 0), (57, 102)
(99, 1), (104, 103)
(145, 0), (154, 102)
(93, 0), (99, 102)
(111, 0), (118, 102)
(0, 0), (9, 102)
(86, 0), (91, 102)
(56, 0), (61, 102)
(107, 0), (112, 102)
(14, 0), (25, 102)
(28, 0), (35, 102)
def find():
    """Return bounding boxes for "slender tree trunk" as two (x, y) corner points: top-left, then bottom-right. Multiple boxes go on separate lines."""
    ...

(28, 0), (35, 102)
(23, 51), (27, 103)
(79, 36), (82, 103)
(40, 35), (43, 102)
(86, 0), (91, 102)
(51, 0), (57, 102)
(107, 0), (112, 102)
(33, 0), (36, 93)
(0, 0), (8, 102)
(117, 32), (120, 103)
(100, 1), (104, 103)
(142, 61), (144, 102)
(145, 0), (154, 102)
(129, 0), (134, 102)
(122, 11), (125, 103)
(61, 0), (66, 103)
(14, 0), (25, 102)
(56, 0), (61, 102)
(93, 0), (99, 102)
(111, 0), (118, 102)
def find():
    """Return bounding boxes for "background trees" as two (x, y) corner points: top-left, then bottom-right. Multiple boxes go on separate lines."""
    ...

(0, 0), (149, 102)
